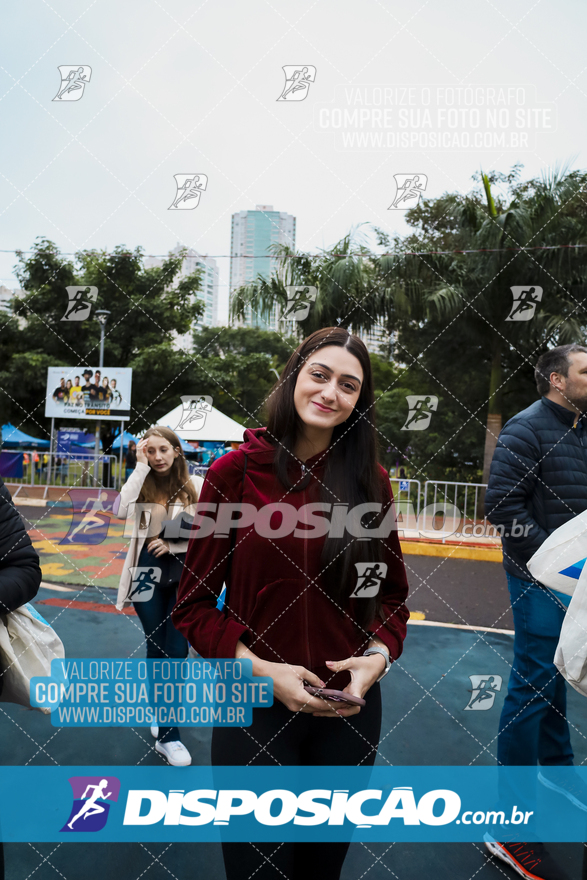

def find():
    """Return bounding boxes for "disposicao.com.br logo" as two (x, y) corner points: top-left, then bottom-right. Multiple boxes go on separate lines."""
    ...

(122, 786), (532, 829)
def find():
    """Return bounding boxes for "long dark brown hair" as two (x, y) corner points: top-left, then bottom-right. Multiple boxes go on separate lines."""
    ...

(137, 427), (199, 508)
(265, 327), (387, 628)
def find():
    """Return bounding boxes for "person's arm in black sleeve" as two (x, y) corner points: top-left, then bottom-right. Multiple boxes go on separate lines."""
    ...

(484, 419), (549, 558)
(0, 479), (42, 613)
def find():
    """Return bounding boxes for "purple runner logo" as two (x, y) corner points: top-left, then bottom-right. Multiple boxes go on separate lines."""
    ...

(60, 489), (119, 545)
(61, 776), (120, 832)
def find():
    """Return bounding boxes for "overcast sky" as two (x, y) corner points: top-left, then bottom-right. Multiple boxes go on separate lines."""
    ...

(1, 0), (585, 323)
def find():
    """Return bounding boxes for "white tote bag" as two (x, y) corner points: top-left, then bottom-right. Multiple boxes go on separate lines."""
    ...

(0, 603), (65, 714)
(527, 510), (587, 597)
(554, 564), (587, 696)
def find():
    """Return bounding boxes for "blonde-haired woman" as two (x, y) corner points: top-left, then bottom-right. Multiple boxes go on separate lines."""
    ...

(116, 426), (203, 765)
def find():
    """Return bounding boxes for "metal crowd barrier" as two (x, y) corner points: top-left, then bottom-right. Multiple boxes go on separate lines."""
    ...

(10, 452), (121, 489)
(422, 480), (491, 540)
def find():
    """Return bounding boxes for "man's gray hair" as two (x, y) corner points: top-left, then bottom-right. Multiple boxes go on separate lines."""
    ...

(535, 344), (587, 395)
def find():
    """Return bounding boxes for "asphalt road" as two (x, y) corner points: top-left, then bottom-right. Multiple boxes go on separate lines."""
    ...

(404, 554), (514, 631)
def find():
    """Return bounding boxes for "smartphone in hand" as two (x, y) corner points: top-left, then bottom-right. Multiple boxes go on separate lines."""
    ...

(304, 686), (366, 707)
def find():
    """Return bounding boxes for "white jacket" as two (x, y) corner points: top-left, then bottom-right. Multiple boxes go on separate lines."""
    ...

(115, 462), (204, 610)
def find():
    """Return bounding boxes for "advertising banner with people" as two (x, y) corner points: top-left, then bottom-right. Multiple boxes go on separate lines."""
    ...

(44, 367), (132, 421)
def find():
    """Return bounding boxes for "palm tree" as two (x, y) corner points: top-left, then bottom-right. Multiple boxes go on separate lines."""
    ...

(229, 227), (383, 337)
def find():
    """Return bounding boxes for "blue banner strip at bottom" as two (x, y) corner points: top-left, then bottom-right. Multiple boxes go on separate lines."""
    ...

(1, 766), (587, 842)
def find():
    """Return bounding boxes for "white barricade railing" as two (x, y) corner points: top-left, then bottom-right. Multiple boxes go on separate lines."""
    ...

(422, 480), (492, 541)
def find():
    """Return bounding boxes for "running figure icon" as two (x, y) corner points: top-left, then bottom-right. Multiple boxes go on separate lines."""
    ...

(351, 562), (388, 598)
(168, 174), (208, 210)
(465, 674), (503, 710)
(61, 286), (98, 322)
(52, 66), (92, 102)
(62, 492), (113, 544)
(402, 395), (438, 431)
(506, 286), (543, 322)
(67, 780), (112, 829)
(128, 566), (161, 602)
(277, 66), (316, 102)
(388, 174), (428, 210)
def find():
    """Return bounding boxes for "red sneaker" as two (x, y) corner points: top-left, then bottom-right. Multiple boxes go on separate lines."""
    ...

(484, 836), (571, 880)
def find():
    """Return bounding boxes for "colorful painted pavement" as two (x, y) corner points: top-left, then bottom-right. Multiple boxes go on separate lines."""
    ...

(28, 506), (127, 589)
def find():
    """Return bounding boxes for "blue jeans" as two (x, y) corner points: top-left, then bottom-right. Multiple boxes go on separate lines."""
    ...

(498, 572), (573, 767)
(132, 545), (188, 743)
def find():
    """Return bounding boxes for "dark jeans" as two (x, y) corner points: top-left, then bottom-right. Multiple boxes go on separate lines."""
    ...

(133, 544), (188, 743)
(211, 682), (382, 880)
(498, 573), (573, 767)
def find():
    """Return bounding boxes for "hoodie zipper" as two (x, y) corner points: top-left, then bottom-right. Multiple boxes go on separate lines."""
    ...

(300, 462), (311, 671)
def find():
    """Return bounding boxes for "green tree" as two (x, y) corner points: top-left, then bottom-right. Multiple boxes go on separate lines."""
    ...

(1, 238), (204, 447)
(192, 326), (298, 427)
(375, 164), (587, 483)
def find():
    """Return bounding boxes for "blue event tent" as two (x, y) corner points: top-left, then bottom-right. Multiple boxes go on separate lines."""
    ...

(111, 431), (139, 451)
(1, 423), (50, 449)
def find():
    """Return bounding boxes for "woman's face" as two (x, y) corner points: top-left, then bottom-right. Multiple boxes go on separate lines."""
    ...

(66, 380), (72, 389)
(102, 378), (108, 387)
(145, 435), (179, 475)
(293, 345), (363, 433)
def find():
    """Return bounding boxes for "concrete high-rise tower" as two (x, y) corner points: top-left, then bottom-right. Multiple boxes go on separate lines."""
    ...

(144, 246), (219, 349)
(229, 206), (296, 332)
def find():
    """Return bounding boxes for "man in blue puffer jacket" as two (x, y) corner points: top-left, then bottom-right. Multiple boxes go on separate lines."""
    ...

(486, 343), (587, 767)
(484, 344), (587, 880)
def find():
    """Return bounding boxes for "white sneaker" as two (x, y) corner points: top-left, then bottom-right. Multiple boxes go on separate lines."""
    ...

(150, 724), (159, 739)
(155, 739), (192, 767)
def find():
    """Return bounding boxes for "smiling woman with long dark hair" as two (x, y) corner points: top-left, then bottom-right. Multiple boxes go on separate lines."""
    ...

(173, 327), (410, 880)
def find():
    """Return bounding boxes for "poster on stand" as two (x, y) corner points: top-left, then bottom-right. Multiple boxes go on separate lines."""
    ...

(44, 366), (132, 421)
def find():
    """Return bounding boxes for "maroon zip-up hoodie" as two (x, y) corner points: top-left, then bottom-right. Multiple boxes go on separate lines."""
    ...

(172, 427), (410, 689)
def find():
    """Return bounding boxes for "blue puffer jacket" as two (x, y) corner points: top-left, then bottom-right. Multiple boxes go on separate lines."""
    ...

(485, 396), (587, 580)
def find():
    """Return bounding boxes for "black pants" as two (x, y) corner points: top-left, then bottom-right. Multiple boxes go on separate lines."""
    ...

(133, 546), (188, 743)
(211, 683), (382, 880)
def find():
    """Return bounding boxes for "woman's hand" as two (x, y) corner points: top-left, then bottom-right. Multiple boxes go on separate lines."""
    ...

(262, 662), (343, 715)
(148, 538), (170, 557)
(310, 653), (388, 718)
(136, 438), (149, 465)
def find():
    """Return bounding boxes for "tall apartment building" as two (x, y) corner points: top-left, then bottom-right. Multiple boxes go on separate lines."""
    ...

(144, 246), (219, 349)
(176, 247), (219, 330)
(229, 206), (296, 333)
